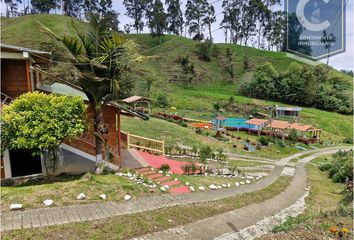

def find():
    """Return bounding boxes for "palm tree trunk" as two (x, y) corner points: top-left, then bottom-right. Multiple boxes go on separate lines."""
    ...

(94, 106), (104, 174)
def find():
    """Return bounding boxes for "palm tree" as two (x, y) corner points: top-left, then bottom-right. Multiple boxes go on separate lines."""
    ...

(42, 13), (145, 174)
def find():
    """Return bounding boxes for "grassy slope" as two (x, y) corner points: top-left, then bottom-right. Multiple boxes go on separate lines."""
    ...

(1, 14), (352, 144)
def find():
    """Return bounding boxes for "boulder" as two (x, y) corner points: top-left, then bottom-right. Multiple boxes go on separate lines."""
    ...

(43, 199), (53, 206)
(208, 184), (218, 190)
(160, 186), (167, 192)
(124, 194), (131, 201)
(99, 194), (107, 200)
(198, 186), (205, 191)
(235, 182), (240, 187)
(246, 180), (251, 184)
(222, 184), (227, 188)
(217, 185), (222, 189)
(240, 182), (245, 185)
(227, 183), (231, 188)
(163, 185), (170, 189)
(189, 186), (195, 192)
(77, 193), (86, 200)
(10, 204), (22, 210)
(185, 182), (190, 186)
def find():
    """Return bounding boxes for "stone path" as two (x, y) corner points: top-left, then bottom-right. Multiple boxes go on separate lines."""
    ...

(130, 146), (352, 240)
(1, 146), (351, 232)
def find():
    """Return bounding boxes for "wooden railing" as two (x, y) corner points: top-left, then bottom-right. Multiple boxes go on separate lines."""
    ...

(0, 92), (14, 105)
(120, 131), (165, 155)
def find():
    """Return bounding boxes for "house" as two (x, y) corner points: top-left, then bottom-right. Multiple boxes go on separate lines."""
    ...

(275, 105), (302, 121)
(0, 44), (157, 180)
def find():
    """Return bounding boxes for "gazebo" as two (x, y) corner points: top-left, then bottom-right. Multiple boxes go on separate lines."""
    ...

(213, 115), (227, 130)
(121, 95), (152, 114)
(288, 123), (322, 142)
(267, 120), (290, 140)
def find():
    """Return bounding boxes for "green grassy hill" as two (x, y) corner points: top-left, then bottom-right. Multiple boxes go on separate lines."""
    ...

(1, 14), (352, 148)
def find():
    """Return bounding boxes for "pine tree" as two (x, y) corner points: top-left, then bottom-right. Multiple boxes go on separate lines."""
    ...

(165, 0), (184, 35)
(148, 0), (167, 44)
(123, 0), (146, 33)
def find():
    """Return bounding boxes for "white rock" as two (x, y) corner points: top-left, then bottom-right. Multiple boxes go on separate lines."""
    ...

(185, 182), (190, 186)
(160, 186), (167, 192)
(246, 180), (251, 184)
(158, 170), (163, 174)
(116, 172), (124, 176)
(189, 186), (195, 192)
(10, 204), (22, 210)
(235, 182), (240, 187)
(43, 199), (53, 206)
(127, 172), (132, 177)
(129, 177), (134, 180)
(209, 184), (218, 190)
(198, 186), (205, 191)
(166, 174), (170, 177)
(77, 193), (86, 200)
(222, 184), (227, 188)
(124, 194), (131, 201)
(217, 185), (222, 189)
(174, 178), (178, 181)
(99, 194), (107, 200)
(163, 185), (170, 189)
(227, 183), (231, 188)
(240, 181), (245, 185)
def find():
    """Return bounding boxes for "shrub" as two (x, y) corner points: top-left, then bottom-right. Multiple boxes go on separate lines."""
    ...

(156, 94), (169, 108)
(259, 136), (271, 146)
(196, 40), (212, 61)
(343, 136), (353, 144)
(179, 121), (188, 127)
(288, 129), (299, 141)
(318, 150), (353, 183)
(191, 162), (198, 174)
(181, 163), (192, 175)
(159, 164), (170, 173)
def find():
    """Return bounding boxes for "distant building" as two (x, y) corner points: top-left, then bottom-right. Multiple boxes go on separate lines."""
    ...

(275, 105), (302, 120)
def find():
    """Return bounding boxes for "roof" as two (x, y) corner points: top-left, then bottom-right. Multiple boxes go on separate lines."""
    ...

(267, 120), (290, 129)
(215, 115), (226, 121)
(275, 106), (302, 112)
(121, 95), (152, 103)
(245, 118), (268, 126)
(288, 123), (312, 132)
(106, 101), (149, 120)
(0, 43), (50, 55)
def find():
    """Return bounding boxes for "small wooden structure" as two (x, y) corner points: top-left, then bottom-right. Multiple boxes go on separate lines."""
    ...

(245, 118), (269, 135)
(213, 115), (226, 130)
(267, 120), (290, 140)
(121, 95), (152, 114)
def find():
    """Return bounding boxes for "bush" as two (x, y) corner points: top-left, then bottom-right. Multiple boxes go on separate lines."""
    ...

(343, 136), (353, 144)
(159, 163), (170, 173)
(156, 94), (169, 108)
(179, 121), (188, 127)
(288, 129), (299, 141)
(196, 40), (212, 61)
(181, 163), (198, 175)
(259, 136), (271, 146)
(318, 150), (353, 183)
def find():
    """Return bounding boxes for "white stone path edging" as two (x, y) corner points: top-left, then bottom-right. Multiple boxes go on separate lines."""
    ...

(215, 189), (309, 240)
(1, 146), (351, 233)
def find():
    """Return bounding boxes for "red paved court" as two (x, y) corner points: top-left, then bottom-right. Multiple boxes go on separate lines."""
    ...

(137, 151), (189, 175)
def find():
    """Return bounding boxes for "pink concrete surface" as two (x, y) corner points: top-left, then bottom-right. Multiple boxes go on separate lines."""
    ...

(154, 176), (171, 182)
(170, 186), (191, 195)
(137, 151), (189, 175)
(162, 180), (181, 187)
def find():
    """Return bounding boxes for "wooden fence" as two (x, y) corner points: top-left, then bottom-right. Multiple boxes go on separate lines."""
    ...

(120, 131), (165, 155)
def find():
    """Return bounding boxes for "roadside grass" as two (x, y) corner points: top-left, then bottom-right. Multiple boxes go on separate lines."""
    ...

(261, 161), (353, 240)
(2, 176), (292, 240)
(0, 173), (157, 212)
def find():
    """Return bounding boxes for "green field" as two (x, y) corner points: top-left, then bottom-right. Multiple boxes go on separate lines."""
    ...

(2, 14), (352, 158)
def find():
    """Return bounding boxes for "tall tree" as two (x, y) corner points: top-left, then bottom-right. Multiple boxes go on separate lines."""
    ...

(221, 0), (242, 44)
(240, 1), (256, 45)
(165, 0), (184, 35)
(185, 0), (209, 41)
(148, 0), (167, 44)
(42, 14), (145, 174)
(31, 0), (57, 13)
(4, 0), (22, 17)
(202, 4), (215, 41)
(123, 0), (146, 33)
(62, 0), (83, 17)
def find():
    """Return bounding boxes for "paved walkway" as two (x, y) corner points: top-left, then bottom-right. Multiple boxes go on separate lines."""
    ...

(131, 147), (352, 240)
(1, 146), (351, 232)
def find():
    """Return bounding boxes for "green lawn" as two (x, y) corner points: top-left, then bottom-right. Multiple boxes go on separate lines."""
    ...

(0, 173), (157, 212)
(2, 176), (291, 240)
(261, 160), (353, 240)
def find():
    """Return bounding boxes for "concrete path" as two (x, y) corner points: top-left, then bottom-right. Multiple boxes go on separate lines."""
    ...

(1, 146), (350, 232)
(131, 146), (352, 240)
